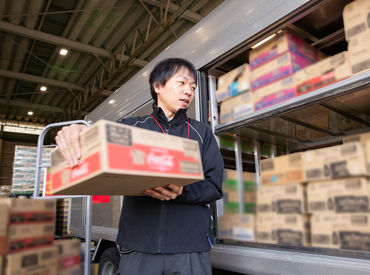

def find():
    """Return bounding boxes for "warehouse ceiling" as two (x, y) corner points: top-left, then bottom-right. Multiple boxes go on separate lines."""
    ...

(0, 0), (223, 127)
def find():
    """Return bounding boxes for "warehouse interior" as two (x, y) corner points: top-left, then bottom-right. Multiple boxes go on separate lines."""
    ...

(0, 0), (369, 274)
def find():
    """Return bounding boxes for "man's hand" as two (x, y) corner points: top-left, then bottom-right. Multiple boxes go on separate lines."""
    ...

(55, 124), (88, 167)
(144, 184), (183, 201)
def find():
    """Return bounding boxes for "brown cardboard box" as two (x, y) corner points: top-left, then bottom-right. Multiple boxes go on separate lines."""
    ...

(253, 75), (296, 111)
(311, 213), (370, 250)
(343, 132), (370, 174)
(218, 213), (255, 241)
(216, 64), (250, 102)
(257, 183), (306, 214)
(261, 152), (305, 185)
(348, 34), (370, 74)
(274, 214), (310, 246)
(343, 0), (370, 41)
(294, 52), (352, 96)
(257, 214), (309, 246)
(0, 198), (56, 214)
(249, 30), (321, 70)
(49, 120), (204, 195)
(4, 246), (58, 275)
(0, 205), (8, 257)
(220, 91), (254, 124)
(307, 177), (370, 213)
(256, 214), (276, 244)
(54, 239), (81, 275)
(305, 142), (368, 181)
(223, 169), (257, 213)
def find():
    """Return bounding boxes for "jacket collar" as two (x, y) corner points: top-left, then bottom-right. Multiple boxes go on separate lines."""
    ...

(151, 104), (187, 127)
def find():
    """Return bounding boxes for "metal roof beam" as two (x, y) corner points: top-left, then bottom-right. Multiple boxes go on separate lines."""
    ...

(0, 98), (64, 113)
(0, 21), (147, 67)
(0, 69), (84, 91)
(142, 0), (202, 23)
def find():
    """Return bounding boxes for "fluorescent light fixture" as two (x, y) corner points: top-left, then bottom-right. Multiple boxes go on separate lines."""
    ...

(59, 48), (68, 55)
(251, 33), (276, 49)
(28, 111), (33, 115)
(109, 99), (115, 104)
(40, 86), (47, 91)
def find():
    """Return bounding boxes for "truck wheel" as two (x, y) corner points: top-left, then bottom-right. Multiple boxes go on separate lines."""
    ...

(98, 247), (120, 275)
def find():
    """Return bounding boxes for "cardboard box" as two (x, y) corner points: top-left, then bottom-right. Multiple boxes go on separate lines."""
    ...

(49, 120), (204, 195)
(334, 87), (370, 115)
(348, 34), (370, 75)
(216, 64), (250, 102)
(311, 213), (370, 250)
(223, 169), (256, 213)
(305, 142), (368, 181)
(307, 177), (370, 213)
(54, 239), (81, 275)
(256, 214), (277, 244)
(249, 30), (321, 70)
(295, 52), (352, 96)
(218, 213), (255, 241)
(254, 76), (296, 111)
(0, 205), (8, 257)
(257, 183), (306, 214)
(220, 92), (254, 124)
(4, 246), (58, 275)
(261, 152), (305, 185)
(343, 0), (370, 41)
(257, 214), (310, 246)
(250, 51), (315, 91)
(294, 106), (330, 140)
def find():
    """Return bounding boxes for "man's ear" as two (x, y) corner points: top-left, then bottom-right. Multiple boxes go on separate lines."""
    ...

(154, 83), (162, 94)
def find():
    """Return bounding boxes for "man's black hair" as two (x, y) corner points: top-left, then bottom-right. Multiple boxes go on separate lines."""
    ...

(149, 58), (197, 104)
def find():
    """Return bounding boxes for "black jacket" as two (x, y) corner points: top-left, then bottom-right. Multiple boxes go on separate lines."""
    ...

(115, 106), (224, 253)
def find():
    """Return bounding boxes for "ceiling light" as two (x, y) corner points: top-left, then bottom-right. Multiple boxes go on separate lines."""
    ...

(109, 100), (115, 104)
(59, 48), (68, 56)
(251, 33), (276, 49)
(28, 111), (33, 116)
(40, 86), (47, 91)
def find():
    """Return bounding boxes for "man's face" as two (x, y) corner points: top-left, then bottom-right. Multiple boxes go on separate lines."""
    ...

(155, 68), (196, 118)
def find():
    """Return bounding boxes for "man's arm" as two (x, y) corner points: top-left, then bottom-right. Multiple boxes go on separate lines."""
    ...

(173, 126), (224, 204)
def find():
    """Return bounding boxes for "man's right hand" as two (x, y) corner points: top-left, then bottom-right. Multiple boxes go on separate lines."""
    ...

(55, 124), (88, 167)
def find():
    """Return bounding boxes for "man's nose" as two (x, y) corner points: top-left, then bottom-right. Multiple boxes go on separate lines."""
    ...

(184, 85), (193, 95)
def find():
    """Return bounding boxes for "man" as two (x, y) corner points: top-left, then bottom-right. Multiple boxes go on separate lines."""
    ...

(55, 58), (224, 274)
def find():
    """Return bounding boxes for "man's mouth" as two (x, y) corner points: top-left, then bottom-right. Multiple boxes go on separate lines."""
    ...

(180, 99), (189, 104)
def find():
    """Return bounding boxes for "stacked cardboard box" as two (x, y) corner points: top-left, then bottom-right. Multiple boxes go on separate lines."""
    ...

(0, 198), (57, 274)
(218, 64), (254, 124)
(343, 0), (370, 74)
(11, 146), (51, 195)
(222, 169), (257, 214)
(260, 141), (368, 185)
(218, 213), (255, 241)
(249, 30), (321, 111)
(216, 64), (250, 102)
(256, 184), (309, 246)
(54, 239), (81, 275)
(308, 177), (370, 250)
(56, 199), (70, 237)
(294, 51), (352, 97)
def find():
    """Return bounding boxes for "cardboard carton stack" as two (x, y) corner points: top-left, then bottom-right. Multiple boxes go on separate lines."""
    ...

(0, 198), (57, 274)
(256, 183), (309, 246)
(343, 0), (370, 74)
(56, 199), (70, 237)
(218, 64), (254, 123)
(54, 239), (81, 275)
(49, 119), (204, 195)
(249, 30), (322, 111)
(219, 169), (256, 241)
(259, 132), (370, 250)
(11, 146), (51, 195)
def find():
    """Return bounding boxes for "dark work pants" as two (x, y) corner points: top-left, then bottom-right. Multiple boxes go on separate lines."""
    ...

(115, 250), (212, 275)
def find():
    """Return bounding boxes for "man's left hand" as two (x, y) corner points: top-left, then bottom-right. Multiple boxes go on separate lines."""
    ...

(144, 184), (183, 201)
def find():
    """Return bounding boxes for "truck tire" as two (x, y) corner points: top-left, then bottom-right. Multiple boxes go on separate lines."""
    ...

(98, 247), (120, 275)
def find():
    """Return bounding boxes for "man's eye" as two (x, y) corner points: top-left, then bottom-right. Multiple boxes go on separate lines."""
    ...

(191, 87), (196, 91)
(178, 81), (185, 85)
